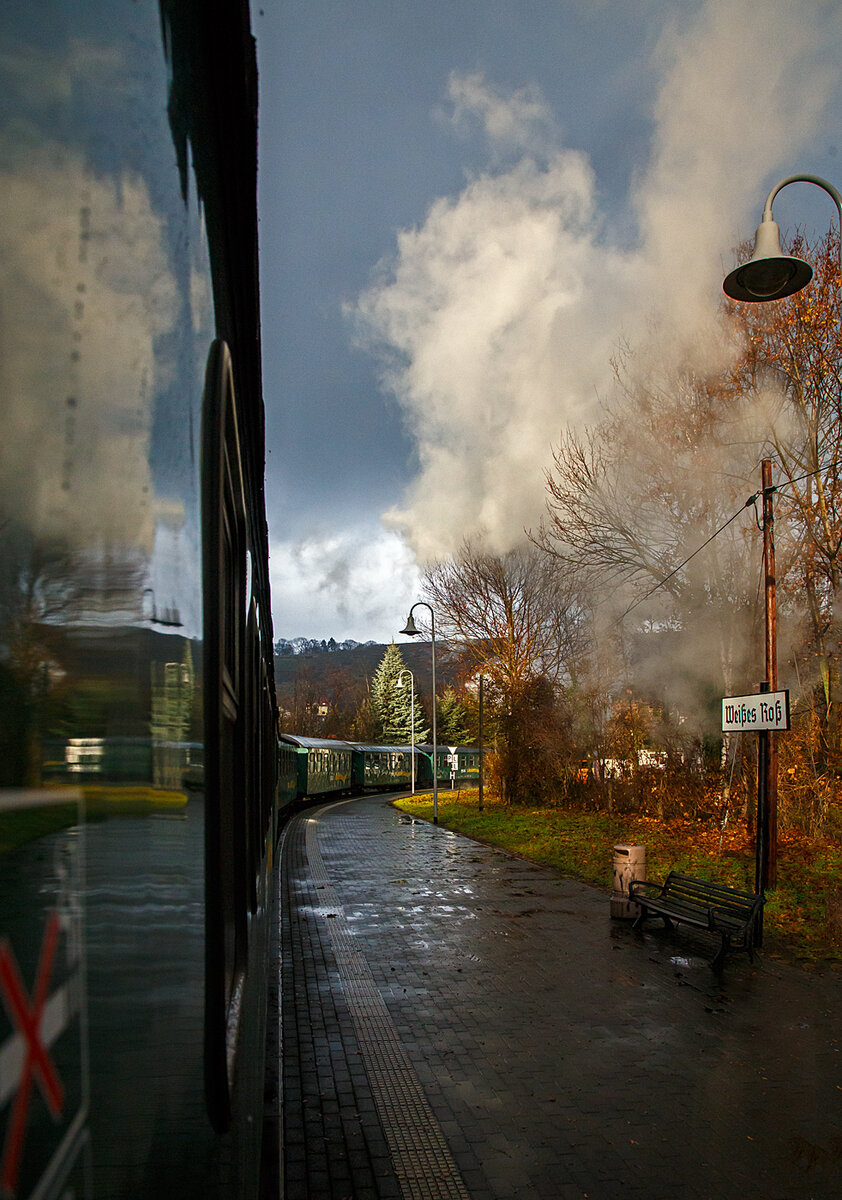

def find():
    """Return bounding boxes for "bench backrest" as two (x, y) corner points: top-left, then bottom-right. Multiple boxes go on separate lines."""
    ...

(663, 871), (761, 922)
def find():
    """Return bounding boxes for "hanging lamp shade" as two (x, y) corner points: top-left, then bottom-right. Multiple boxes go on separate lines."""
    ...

(400, 612), (420, 636)
(723, 214), (812, 302)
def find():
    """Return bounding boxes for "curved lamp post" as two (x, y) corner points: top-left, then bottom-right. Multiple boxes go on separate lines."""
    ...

(396, 668), (416, 793)
(721, 172), (842, 905)
(400, 602), (438, 824)
(723, 173), (842, 302)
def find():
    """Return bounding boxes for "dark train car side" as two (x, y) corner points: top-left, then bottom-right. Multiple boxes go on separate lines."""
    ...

(0, 4), (278, 1199)
(347, 744), (435, 792)
(279, 737), (487, 801)
(279, 735), (355, 799)
(417, 744), (486, 787)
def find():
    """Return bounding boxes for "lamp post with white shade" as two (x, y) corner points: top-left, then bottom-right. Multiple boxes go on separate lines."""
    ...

(396, 668), (416, 794)
(400, 602), (438, 824)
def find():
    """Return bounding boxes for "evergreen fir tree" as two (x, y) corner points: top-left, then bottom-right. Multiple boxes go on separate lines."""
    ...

(370, 643), (429, 743)
(436, 686), (472, 745)
(397, 675), (430, 745)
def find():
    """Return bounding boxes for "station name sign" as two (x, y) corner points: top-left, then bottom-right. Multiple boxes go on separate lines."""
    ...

(721, 690), (790, 732)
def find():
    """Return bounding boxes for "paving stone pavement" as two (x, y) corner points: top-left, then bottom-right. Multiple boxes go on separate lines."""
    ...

(278, 794), (842, 1200)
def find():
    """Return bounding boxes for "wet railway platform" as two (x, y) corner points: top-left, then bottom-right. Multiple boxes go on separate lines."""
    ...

(273, 794), (842, 1200)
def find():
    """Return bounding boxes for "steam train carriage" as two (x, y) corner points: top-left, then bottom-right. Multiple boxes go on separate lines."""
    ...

(278, 736), (485, 800)
(279, 735), (355, 799)
(418, 744), (486, 786)
(348, 744), (435, 792)
(0, 3), (281, 1198)
(278, 735), (435, 797)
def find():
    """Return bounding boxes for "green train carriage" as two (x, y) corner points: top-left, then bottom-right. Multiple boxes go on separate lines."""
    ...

(417, 744), (486, 788)
(348, 744), (434, 791)
(278, 735), (355, 799)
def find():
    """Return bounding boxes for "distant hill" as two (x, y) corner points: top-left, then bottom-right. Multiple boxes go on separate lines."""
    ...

(273, 639), (464, 701)
(274, 637), (373, 656)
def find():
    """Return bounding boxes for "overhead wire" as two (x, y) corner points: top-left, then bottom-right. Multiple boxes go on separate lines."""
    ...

(613, 462), (832, 628)
(614, 492), (759, 625)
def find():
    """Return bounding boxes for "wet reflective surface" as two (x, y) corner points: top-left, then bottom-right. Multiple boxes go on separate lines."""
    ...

(0, 2), (224, 1195)
(283, 795), (842, 1200)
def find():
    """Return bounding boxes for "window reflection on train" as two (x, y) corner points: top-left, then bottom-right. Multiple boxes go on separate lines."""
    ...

(39, 635), (203, 799)
(0, 1), (280, 1198)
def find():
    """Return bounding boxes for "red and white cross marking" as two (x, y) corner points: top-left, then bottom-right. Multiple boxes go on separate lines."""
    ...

(0, 912), (65, 1199)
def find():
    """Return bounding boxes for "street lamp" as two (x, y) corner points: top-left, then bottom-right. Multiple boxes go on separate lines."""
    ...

(723, 173), (841, 302)
(396, 668), (416, 793)
(721, 173), (842, 902)
(400, 602), (438, 824)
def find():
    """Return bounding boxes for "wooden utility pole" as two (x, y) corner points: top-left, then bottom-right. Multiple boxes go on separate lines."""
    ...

(761, 459), (778, 890)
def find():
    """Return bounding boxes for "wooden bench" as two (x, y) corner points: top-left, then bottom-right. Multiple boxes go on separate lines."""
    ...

(629, 871), (764, 970)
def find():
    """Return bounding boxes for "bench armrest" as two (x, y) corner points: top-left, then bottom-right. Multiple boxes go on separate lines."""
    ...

(628, 879), (663, 901)
(708, 895), (764, 932)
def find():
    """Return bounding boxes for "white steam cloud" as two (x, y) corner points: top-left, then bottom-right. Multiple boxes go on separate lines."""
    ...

(438, 71), (560, 161)
(351, 0), (841, 564)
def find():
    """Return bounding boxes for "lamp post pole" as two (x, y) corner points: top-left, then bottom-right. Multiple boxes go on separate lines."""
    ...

(397, 669), (416, 793)
(400, 602), (438, 824)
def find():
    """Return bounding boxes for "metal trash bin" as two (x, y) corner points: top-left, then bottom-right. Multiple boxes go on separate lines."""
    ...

(611, 844), (646, 918)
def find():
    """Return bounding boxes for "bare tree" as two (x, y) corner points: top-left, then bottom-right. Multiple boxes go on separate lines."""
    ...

(425, 541), (585, 686)
(538, 350), (761, 728)
(423, 540), (588, 803)
(285, 666), (322, 736)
